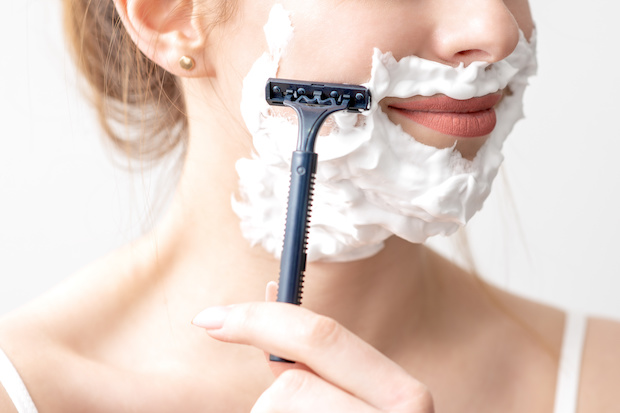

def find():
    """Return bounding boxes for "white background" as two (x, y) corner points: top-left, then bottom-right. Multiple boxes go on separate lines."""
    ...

(1, 1), (619, 318)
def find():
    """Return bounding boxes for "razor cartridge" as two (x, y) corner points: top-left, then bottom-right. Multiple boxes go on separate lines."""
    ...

(266, 79), (371, 152)
(266, 79), (371, 112)
(265, 79), (371, 362)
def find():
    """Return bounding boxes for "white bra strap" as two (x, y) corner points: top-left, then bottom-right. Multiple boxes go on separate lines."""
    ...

(553, 312), (587, 413)
(0, 348), (38, 413)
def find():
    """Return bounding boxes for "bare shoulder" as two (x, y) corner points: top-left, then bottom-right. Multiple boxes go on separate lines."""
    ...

(579, 316), (620, 412)
(0, 238), (238, 412)
(0, 240), (160, 412)
(0, 270), (103, 412)
(0, 312), (133, 413)
(0, 317), (60, 412)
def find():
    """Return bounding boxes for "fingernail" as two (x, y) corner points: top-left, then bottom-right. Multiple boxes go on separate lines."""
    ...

(265, 281), (278, 302)
(192, 306), (232, 330)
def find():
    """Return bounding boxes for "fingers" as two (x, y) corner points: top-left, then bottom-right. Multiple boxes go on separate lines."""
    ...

(193, 302), (432, 412)
(251, 368), (379, 413)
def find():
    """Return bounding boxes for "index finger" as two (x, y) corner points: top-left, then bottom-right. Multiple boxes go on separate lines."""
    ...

(201, 302), (430, 412)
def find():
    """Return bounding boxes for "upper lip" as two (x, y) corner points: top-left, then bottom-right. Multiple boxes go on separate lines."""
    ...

(387, 93), (502, 113)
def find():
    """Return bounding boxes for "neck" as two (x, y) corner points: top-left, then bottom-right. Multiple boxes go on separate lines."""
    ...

(156, 191), (439, 352)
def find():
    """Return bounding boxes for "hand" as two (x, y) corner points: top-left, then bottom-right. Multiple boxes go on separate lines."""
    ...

(192, 283), (434, 413)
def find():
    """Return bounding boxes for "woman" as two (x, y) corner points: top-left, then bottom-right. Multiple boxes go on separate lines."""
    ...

(0, 0), (618, 412)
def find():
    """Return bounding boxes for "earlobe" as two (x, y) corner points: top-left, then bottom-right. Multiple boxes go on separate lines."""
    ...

(113, 0), (211, 77)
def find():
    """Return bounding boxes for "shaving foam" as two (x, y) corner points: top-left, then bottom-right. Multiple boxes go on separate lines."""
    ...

(233, 4), (537, 262)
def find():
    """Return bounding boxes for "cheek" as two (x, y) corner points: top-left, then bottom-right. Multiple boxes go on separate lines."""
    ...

(272, 7), (435, 84)
(274, 3), (416, 84)
(276, 30), (374, 84)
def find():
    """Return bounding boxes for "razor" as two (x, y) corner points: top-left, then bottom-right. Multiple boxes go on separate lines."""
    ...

(265, 78), (371, 362)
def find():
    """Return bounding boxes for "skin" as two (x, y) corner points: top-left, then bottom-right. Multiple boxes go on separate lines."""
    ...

(0, 0), (619, 412)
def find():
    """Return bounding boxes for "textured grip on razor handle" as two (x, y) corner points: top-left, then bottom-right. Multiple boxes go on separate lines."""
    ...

(271, 151), (317, 364)
(277, 151), (317, 306)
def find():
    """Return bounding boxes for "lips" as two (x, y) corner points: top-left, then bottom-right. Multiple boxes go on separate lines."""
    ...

(387, 93), (503, 138)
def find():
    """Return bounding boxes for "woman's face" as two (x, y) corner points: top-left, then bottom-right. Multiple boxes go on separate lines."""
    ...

(222, 0), (536, 261)
(211, 0), (534, 157)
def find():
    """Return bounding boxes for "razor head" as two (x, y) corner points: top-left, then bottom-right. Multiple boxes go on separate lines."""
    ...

(266, 78), (371, 112)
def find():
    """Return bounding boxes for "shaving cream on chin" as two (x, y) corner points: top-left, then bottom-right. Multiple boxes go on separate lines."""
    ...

(233, 5), (538, 262)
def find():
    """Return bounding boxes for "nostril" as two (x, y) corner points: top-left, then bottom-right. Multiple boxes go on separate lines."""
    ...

(455, 49), (492, 65)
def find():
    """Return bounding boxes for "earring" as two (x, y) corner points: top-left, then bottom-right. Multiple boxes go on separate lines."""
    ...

(179, 56), (195, 71)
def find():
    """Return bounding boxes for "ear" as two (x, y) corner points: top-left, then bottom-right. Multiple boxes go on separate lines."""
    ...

(113, 0), (212, 77)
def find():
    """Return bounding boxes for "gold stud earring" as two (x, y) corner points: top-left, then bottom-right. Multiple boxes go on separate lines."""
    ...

(179, 56), (195, 71)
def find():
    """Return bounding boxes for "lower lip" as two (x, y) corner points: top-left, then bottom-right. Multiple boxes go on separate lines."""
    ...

(390, 107), (497, 138)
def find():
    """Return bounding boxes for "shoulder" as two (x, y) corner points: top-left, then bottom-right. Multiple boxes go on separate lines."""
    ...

(0, 237), (221, 412)
(0, 241), (156, 412)
(579, 316), (620, 412)
(0, 297), (93, 412)
(0, 315), (142, 413)
(0, 312), (61, 412)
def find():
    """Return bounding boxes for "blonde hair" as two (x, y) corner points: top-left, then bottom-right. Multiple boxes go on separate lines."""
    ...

(62, 0), (235, 163)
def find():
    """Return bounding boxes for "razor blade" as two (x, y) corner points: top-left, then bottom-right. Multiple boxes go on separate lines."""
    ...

(266, 78), (371, 152)
(266, 79), (371, 113)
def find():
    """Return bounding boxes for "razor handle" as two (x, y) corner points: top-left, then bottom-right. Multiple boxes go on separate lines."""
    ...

(269, 151), (317, 363)
(265, 78), (371, 363)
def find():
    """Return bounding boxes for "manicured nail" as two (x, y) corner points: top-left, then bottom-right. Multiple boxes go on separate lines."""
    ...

(265, 281), (278, 302)
(192, 306), (232, 330)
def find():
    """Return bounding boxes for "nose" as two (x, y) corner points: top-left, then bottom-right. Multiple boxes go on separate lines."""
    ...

(430, 0), (520, 66)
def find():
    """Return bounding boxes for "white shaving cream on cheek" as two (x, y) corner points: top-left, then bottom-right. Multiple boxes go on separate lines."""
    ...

(233, 4), (537, 262)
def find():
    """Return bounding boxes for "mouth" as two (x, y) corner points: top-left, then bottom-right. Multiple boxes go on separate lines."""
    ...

(386, 93), (503, 138)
